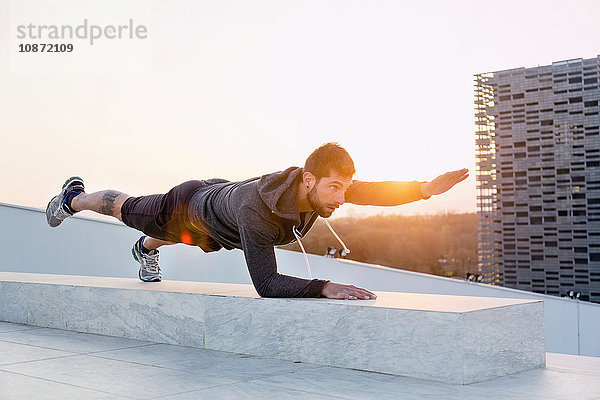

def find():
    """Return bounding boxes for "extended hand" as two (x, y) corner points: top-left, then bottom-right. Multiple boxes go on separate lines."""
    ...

(321, 282), (377, 300)
(421, 168), (469, 197)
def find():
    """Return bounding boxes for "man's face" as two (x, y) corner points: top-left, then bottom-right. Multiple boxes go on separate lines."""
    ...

(307, 173), (353, 218)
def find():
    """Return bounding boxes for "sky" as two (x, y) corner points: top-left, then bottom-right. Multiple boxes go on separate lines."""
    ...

(0, 0), (599, 221)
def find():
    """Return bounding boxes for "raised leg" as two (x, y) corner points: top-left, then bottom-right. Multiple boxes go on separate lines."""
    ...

(71, 190), (130, 222)
(72, 191), (179, 252)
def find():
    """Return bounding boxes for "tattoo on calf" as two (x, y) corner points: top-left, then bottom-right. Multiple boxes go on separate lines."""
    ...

(99, 191), (120, 216)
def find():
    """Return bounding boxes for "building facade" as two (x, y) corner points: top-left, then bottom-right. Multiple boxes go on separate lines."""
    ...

(475, 56), (600, 303)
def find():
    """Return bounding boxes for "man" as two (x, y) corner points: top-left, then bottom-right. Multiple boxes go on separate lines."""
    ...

(46, 143), (468, 300)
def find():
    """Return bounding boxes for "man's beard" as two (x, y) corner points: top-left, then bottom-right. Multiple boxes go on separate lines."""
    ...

(307, 187), (334, 218)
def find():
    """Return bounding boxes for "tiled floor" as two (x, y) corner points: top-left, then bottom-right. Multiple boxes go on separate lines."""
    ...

(0, 321), (598, 400)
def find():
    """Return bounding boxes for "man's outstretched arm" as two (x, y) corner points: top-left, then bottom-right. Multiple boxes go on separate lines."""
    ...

(345, 168), (469, 206)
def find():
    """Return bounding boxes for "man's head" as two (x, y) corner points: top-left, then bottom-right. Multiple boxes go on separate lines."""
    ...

(302, 142), (355, 218)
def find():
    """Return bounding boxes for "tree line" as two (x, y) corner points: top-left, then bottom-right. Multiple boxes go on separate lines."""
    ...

(281, 212), (478, 279)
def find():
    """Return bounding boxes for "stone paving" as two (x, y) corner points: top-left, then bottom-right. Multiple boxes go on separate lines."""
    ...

(0, 321), (599, 399)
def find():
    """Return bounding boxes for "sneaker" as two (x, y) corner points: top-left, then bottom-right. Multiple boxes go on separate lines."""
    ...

(45, 176), (85, 228)
(132, 236), (162, 282)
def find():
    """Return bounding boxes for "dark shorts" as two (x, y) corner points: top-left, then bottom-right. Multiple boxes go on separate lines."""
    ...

(121, 180), (222, 252)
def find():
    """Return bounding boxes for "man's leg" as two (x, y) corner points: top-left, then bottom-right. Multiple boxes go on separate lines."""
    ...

(70, 190), (130, 222)
(47, 178), (181, 283)
(71, 190), (178, 257)
(71, 191), (177, 251)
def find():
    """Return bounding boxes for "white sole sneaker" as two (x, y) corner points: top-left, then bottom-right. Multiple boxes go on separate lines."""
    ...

(45, 176), (85, 228)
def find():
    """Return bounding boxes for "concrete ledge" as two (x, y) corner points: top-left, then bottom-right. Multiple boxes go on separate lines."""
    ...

(0, 272), (546, 384)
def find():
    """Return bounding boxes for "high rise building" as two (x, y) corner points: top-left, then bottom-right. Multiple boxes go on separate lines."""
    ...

(474, 56), (600, 303)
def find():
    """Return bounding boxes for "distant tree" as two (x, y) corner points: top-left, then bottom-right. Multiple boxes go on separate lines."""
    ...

(280, 212), (478, 279)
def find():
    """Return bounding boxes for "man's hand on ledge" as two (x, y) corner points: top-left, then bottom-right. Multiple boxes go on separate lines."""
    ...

(420, 168), (469, 197)
(321, 282), (377, 300)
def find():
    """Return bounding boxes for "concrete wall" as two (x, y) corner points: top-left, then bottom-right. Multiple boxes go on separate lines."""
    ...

(1, 202), (599, 356)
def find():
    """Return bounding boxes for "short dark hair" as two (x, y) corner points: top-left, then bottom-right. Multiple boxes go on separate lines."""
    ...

(304, 142), (355, 181)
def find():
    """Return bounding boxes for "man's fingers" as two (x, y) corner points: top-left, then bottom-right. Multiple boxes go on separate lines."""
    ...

(449, 168), (469, 176)
(453, 174), (469, 185)
(347, 289), (376, 299)
(329, 284), (377, 300)
(354, 287), (374, 295)
(456, 174), (469, 183)
(441, 170), (465, 183)
(450, 169), (468, 179)
(448, 169), (469, 183)
(344, 294), (376, 300)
